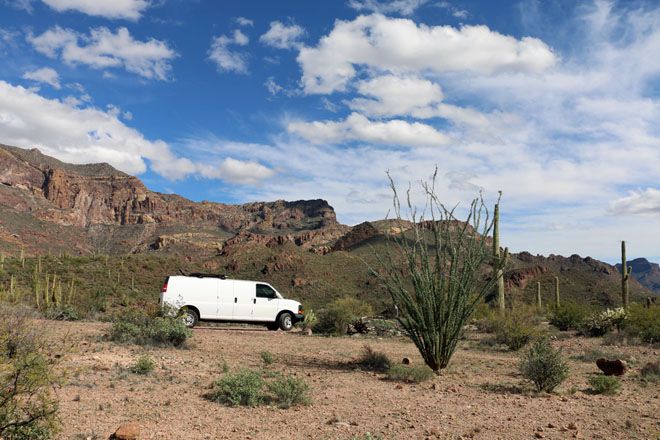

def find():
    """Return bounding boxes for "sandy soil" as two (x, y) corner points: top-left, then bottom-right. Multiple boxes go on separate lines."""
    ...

(45, 320), (658, 440)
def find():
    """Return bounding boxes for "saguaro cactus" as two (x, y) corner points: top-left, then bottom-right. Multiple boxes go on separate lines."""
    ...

(493, 194), (506, 313)
(554, 276), (560, 309)
(536, 281), (542, 309)
(621, 241), (631, 310)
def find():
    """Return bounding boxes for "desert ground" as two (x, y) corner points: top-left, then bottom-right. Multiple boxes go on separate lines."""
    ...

(48, 321), (658, 440)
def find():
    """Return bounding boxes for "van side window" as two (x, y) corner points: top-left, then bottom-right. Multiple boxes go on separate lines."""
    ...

(256, 284), (277, 299)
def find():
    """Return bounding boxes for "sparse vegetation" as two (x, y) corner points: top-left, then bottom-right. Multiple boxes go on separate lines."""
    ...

(625, 304), (659, 344)
(108, 309), (191, 347)
(587, 375), (620, 395)
(260, 350), (274, 365)
(0, 306), (59, 439)
(207, 369), (266, 407)
(356, 345), (391, 372)
(386, 364), (435, 383)
(373, 170), (506, 372)
(130, 355), (155, 375)
(266, 374), (311, 408)
(639, 362), (659, 383)
(519, 338), (569, 392)
(314, 296), (373, 335)
(580, 307), (627, 337)
(493, 311), (539, 351)
(549, 303), (590, 331)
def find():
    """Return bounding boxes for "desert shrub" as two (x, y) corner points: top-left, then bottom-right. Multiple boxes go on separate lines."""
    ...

(108, 309), (191, 347)
(314, 297), (373, 335)
(580, 308), (627, 337)
(43, 305), (79, 321)
(519, 338), (569, 392)
(356, 345), (391, 372)
(260, 351), (274, 365)
(207, 369), (265, 407)
(130, 355), (155, 375)
(625, 304), (660, 344)
(494, 312), (538, 351)
(266, 374), (311, 408)
(549, 303), (590, 331)
(0, 306), (59, 439)
(587, 375), (620, 395)
(300, 309), (317, 330)
(386, 364), (435, 383)
(640, 362), (659, 383)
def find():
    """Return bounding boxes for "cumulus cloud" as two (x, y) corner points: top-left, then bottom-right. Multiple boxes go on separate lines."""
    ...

(609, 189), (660, 216)
(260, 21), (305, 50)
(347, 0), (428, 16)
(208, 30), (250, 74)
(41, 0), (151, 20)
(288, 112), (449, 147)
(22, 67), (60, 89)
(297, 14), (557, 94)
(28, 26), (177, 80)
(0, 81), (274, 184)
(235, 17), (254, 27)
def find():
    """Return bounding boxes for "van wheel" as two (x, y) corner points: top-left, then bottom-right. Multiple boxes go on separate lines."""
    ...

(266, 323), (278, 331)
(179, 308), (198, 328)
(278, 312), (293, 331)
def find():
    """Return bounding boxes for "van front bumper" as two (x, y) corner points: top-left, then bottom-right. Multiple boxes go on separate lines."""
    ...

(294, 313), (304, 322)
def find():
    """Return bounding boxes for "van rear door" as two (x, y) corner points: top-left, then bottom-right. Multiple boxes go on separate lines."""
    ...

(181, 277), (218, 319)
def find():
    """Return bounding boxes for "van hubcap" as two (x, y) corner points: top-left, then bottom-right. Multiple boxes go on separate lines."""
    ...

(283, 315), (292, 329)
(181, 312), (194, 327)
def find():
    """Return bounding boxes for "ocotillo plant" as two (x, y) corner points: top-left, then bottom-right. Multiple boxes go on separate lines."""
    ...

(554, 276), (560, 308)
(536, 281), (542, 309)
(9, 274), (15, 300)
(20, 247), (25, 268)
(493, 192), (506, 313)
(0, 253), (4, 272)
(620, 241), (631, 310)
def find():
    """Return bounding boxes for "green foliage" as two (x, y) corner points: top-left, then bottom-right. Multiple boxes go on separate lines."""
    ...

(374, 170), (505, 372)
(130, 355), (155, 375)
(640, 362), (659, 383)
(43, 304), (79, 321)
(549, 303), (591, 331)
(495, 317), (537, 351)
(266, 374), (311, 409)
(519, 338), (569, 392)
(260, 351), (274, 365)
(207, 370), (266, 407)
(386, 364), (435, 383)
(314, 296), (373, 335)
(625, 304), (660, 344)
(0, 306), (59, 439)
(356, 345), (391, 372)
(580, 307), (627, 337)
(301, 309), (317, 330)
(108, 309), (191, 347)
(587, 375), (620, 395)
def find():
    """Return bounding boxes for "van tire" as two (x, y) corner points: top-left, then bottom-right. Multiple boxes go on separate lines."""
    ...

(179, 307), (198, 328)
(278, 312), (294, 331)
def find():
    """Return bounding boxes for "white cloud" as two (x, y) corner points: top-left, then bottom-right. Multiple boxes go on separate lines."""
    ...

(260, 21), (305, 50)
(0, 81), (274, 185)
(235, 17), (254, 27)
(288, 112), (449, 147)
(41, 0), (151, 20)
(3, 0), (33, 12)
(208, 30), (250, 74)
(437, 1), (468, 19)
(609, 189), (660, 216)
(297, 14), (557, 94)
(347, 0), (428, 16)
(264, 77), (283, 95)
(22, 67), (60, 89)
(28, 26), (177, 80)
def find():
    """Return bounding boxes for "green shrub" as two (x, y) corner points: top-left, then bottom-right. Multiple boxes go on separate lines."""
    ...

(580, 308), (627, 337)
(300, 309), (317, 330)
(43, 305), (79, 321)
(356, 345), (391, 372)
(260, 351), (274, 365)
(207, 370), (265, 407)
(549, 303), (590, 331)
(0, 306), (59, 439)
(519, 338), (569, 392)
(494, 315), (538, 351)
(130, 355), (155, 375)
(108, 309), (191, 347)
(625, 304), (660, 344)
(386, 364), (435, 383)
(314, 297), (373, 334)
(587, 375), (620, 395)
(266, 374), (311, 408)
(640, 362), (659, 383)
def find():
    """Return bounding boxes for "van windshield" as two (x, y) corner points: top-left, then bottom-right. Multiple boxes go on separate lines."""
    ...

(256, 284), (278, 299)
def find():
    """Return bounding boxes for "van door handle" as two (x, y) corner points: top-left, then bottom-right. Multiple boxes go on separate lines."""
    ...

(234, 297), (237, 303)
(253, 298), (256, 304)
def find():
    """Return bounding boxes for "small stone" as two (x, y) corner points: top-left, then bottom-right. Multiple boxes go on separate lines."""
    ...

(535, 433), (545, 438)
(568, 422), (578, 430)
(112, 423), (140, 440)
(402, 357), (411, 365)
(547, 423), (556, 429)
(395, 384), (403, 390)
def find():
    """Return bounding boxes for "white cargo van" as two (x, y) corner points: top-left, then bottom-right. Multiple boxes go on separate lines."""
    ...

(160, 274), (304, 330)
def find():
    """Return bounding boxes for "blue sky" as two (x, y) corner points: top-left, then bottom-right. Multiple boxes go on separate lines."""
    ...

(0, 0), (659, 263)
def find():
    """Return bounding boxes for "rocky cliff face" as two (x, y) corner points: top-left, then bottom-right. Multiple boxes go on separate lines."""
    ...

(0, 144), (345, 254)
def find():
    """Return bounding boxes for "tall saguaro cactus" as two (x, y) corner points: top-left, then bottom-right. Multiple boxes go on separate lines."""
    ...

(554, 276), (560, 308)
(493, 193), (506, 313)
(621, 241), (631, 310)
(536, 281), (542, 309)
